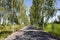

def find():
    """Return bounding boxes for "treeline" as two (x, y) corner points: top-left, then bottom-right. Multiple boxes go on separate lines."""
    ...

(54, 21), (60, 24)
(30, 0), (56, 29)
(0, 0), (29, 26)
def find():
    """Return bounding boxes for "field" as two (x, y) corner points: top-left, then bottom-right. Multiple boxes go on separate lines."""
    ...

(44, 24), (60, 38)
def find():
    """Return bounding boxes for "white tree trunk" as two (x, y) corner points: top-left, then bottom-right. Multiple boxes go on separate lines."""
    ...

(1, 17), (3, 25)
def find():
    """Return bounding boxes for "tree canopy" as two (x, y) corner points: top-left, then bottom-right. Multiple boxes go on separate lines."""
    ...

(30, 0), (56, 29)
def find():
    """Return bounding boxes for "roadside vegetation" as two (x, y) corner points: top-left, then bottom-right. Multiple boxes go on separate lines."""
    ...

(30, 0), (60, 38)
(0, 0), (60, 40)
(45, 24), (60, 38)
(0, 0), (29, 40)
(0, 24), (26, 40)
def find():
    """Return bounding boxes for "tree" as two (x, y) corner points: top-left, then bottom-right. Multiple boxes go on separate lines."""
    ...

(0, 0), (6, 25)
(5, 0), (29, 26)
(58, 15), (60, 22)
(53, 19), (60, 24)
(30, 0), (40, 25)
(30, 0), (56, 30)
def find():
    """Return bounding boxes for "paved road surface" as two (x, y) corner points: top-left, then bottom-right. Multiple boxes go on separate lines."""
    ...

(5, 26), (60, 40)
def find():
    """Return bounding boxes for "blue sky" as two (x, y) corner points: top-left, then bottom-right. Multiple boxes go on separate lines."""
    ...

(24, 0), (32, 7)
(24, 0), (60, 22)
(56, 0), (60, 15)
(56, 0), (60, 9)
(24, 0), (32, 16)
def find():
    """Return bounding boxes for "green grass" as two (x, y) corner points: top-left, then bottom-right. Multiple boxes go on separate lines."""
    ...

(0, 31), (12, 40)
(44, 24), (60, 37)
(0, 24), (23, 40)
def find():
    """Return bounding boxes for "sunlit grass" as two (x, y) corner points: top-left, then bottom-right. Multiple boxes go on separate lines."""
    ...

(44, 24), (60, 37)
(0, 24), (25, 40)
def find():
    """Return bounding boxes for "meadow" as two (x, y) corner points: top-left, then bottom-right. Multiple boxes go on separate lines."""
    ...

(44, 24), (60, 38)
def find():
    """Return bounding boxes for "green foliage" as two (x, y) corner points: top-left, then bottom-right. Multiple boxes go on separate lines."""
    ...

(30, 0), (56, 30)
(0, 0), (29, 25)
(20, 6), (29, 26)
(30, 0), (40, 25)
(0, 31), (12, 37)
(0, 24), (21, 40)
(0, 31), (12, 40)
(58, 15), (60, 21)
(0, 0), (28, 40)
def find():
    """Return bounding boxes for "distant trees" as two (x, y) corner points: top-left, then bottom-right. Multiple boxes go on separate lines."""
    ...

(53, 19), (60, 24)
(58, 15), (60, 21)
(53, 15), (60, 24)
(30, 0), (56, 30)
(55, 15), (60, 24)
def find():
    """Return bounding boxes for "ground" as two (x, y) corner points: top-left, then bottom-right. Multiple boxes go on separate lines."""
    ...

(5, 26), (60, 40)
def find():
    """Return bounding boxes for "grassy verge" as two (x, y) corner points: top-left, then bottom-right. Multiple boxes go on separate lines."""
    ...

(0, 24), (25, 40)
(44, 24), (60, 38)
(0, 31), (12, 40)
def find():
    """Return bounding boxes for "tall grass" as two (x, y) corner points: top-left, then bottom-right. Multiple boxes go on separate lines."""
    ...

(0, 24), (22, 40)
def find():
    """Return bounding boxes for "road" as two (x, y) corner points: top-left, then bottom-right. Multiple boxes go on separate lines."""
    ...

(5, 26), (60, 40)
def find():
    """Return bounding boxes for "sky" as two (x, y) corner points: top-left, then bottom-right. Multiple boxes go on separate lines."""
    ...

(24, 0), (60, 22)
(56, 0), (60, 15)
(24, 0), (32, 16)
(24, 0), (32, 7)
